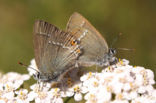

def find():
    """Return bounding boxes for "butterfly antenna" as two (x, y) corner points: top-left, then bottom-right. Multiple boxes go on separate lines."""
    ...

(18, 61), (39, 72)
(110, 33), (135, 52)
(110, 32), (122, 48)
(116, 48), (135, 52)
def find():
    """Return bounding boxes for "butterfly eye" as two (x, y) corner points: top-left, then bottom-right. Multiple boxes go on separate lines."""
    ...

(33, 72), (40, 79)
(112, 49), (116, 55)
(109, 48), (116, 55)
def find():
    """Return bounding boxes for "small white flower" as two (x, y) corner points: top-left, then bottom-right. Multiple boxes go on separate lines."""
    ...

(131, 66), (144, 74)
(52, 97), (63, 103)
(96, 86), (112, 102)
(62, 83), (84, 101)
(0, 100), (6, 103)
(122, 59), (130, 65)
(99, 73), (114, 86)
(15, 89), (33, 103)
(29, 83), (53, 103)
(131, 96), (150, 103)
(49, 88), (63, 103)
(74, 93), (82, 101)
(2, 72), (30, 82)
(122, 91), (138, 100)
(145, 69), (155, 85)
(60, 90), (74, 97)
(14, 80), (24, 89)
(34, 91), (51, 103)
(84, 92), (97, 103)
(135, 74), (144, 86)
(4, 82), (14, 92)
(2, 91), (14, 100)
(28, 91), (38, 101)
(0, 82), (15, 101)
(85, 77), (100, 91)
(28, 59), (38, 75)
(1, 72), (30, 91)
(110, 80), (123, 94)
(80, 72), (94, 82)
(29, 83), (49, 102)
(30, 84), (40, 92)
(111, 100), (129, 103)
(21, 74), (31, 81)
(123, 83), (131, 91)
(151, 90), (156, 97)
(73, 84), (83, 101)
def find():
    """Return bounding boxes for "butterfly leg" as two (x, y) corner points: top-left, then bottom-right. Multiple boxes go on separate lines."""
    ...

(36, 81), (41, 91)
(39, 82), (44, 91)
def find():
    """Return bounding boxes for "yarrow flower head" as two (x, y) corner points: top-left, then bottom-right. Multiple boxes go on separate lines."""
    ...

(0, 72), (30, 102)
(28, 59), (38, 76)
(0, 59), (155, 103)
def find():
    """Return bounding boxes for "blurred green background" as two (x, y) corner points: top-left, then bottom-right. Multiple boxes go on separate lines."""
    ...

(0, 0), (156, 81)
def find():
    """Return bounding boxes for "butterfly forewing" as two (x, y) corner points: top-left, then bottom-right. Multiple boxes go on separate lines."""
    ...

(66, 12), (109, 66)
(33, 20), (79, 77)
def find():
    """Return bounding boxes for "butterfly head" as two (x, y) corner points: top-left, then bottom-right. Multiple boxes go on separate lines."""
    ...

(33, 71), (41, 81)
(32, 70), (61, 83)
(109, 48), (116, 56)
(108, 48), (117, 64)
(97, 48), (117, 67)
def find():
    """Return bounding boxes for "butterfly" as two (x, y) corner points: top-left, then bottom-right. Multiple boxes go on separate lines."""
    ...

(33, 20), (81, 82)
(66, 12), (117, 67)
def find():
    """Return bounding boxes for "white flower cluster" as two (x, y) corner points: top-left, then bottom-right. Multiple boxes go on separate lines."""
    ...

(0, 59), (155, 103)
(80, 59), (156, 103)
(0, 72), (30, 102)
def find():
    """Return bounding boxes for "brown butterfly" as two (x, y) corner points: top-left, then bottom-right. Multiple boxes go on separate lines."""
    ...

(66, 12), (117, 67)
(33, 20), (81, 82)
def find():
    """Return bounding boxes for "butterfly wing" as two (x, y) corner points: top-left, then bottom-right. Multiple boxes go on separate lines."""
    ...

(66, 12), (109, 66)
(33, 20), (79, 79)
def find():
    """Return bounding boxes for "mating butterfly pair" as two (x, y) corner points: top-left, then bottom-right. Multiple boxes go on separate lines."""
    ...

(33, 12), (116, 83)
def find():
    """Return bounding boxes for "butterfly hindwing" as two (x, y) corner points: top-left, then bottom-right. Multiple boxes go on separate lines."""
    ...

(66, 12), (109, 66)
(33, 20), (79, 79)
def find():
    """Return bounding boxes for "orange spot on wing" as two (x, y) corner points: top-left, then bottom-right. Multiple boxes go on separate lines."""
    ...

(76, 49), (81, 54)
(71, 40), (76, 46)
